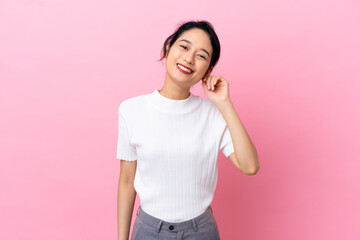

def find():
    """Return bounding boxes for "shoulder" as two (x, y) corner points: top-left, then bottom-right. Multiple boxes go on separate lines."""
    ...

(198, 96), (221, 117)
(118, 94), (146, 128)
(199, 97), (228, 131)
(119, 93), (147, 112)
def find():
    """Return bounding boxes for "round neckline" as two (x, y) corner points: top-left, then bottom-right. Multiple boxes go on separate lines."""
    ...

(155, 89), (192, 101)
(146, 88), (201, 114)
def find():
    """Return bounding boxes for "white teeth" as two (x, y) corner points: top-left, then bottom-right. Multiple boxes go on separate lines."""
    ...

(177, 64), (192, 73)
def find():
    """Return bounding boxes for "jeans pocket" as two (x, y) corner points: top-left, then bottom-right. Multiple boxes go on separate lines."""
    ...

(207, 219), (220, 239)
(131, 217), (143, 240)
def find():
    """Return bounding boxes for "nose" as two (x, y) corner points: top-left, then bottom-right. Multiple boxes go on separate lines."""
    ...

(183, 51), (195, 65)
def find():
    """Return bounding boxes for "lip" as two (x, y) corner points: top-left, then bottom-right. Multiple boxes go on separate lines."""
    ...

(176, 63), (194, 74)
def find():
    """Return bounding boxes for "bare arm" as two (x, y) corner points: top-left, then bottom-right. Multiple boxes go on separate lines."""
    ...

(117, 160), (137, 240)
(202, 75), (259, 175)
(216, 99), (259, 175)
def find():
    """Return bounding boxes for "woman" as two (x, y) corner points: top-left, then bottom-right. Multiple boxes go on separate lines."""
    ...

(117, 20), (259, 240)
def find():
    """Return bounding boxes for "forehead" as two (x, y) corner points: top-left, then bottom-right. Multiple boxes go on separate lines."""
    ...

(176, 28), (212, 52)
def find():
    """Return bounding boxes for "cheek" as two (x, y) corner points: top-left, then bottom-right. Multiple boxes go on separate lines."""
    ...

(198, 63), (210, 73)
(170, 50), (182, 60)
(165, 57), (177, 71)
(166, 51), (179, 63)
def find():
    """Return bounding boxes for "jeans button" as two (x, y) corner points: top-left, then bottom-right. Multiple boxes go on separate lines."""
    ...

(169, 225), (174, 230)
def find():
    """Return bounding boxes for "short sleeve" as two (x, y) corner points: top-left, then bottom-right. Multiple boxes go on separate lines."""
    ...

(117, 106), (137, 161)
(218, 112), (235, 158)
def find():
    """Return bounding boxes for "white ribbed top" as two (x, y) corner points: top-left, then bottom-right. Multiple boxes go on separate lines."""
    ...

(117, 89), (234, 222)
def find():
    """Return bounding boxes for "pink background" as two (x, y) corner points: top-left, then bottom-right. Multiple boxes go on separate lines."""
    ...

(1, 0), (359, 239)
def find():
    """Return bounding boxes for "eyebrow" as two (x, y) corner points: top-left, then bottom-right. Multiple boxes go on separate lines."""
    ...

(179, 39), (210, 58)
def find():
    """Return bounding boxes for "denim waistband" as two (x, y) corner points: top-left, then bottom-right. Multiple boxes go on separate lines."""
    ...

(135, 205), (214, 233)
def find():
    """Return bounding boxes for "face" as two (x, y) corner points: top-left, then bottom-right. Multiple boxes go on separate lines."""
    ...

(165, 28), (213, 87)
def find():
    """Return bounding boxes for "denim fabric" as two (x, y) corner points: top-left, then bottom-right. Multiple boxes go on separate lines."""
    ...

(131, 205), (221, 240)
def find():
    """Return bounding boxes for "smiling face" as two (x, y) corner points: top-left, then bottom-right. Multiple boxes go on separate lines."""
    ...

(164, 28), (213, 87)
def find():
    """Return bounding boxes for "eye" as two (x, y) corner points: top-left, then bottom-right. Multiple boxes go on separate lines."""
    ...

(180, 45), (206, 60)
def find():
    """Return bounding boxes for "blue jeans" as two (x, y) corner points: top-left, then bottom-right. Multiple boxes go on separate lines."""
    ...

(131, 205), (221, 240)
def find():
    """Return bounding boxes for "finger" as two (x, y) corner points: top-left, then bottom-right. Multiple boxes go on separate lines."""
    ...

(211, 77), (217, 90)
(203, 79), (209, 91)
(202, 79), (207, 88)
(212, 77), (217, 90)
(214, 77), (221, 89)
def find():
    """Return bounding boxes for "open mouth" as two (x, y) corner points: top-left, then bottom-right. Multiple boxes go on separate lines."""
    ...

(176, 63), (193, 74)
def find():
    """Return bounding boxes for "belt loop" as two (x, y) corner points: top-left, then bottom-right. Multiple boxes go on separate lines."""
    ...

(157, 220), (163, 233)
(136, 205), (140, 216)
(192, 219), (198, 232)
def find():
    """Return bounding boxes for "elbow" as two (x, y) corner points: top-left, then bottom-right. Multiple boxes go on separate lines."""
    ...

(233, 153), (260, 175)
(247, 153), (260, 175)
(246, 166), (259, 175)
(244, 162), (260, 175)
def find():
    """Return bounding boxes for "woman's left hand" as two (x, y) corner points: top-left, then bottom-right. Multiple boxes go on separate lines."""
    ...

(202, 74), (231, 104)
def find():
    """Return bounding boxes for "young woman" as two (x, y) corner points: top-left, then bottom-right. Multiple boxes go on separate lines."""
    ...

(117, 20), (259, 240)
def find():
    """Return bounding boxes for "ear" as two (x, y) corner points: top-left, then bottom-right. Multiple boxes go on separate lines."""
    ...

(165, 43), (170, 58)
(202, 66), (214, 80)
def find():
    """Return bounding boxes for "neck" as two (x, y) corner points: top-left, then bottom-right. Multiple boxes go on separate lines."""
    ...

(160, 74), (192, 100)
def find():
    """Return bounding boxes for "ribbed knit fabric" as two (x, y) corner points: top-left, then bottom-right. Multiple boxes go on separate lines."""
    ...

(117, 88), (234, 222)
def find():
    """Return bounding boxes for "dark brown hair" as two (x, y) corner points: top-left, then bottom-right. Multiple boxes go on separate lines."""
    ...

(158, 20), (221, 77)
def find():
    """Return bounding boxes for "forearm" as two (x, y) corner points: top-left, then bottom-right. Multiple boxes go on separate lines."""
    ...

(216, 99), (259, 173)
(117, 180), (137, 240)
